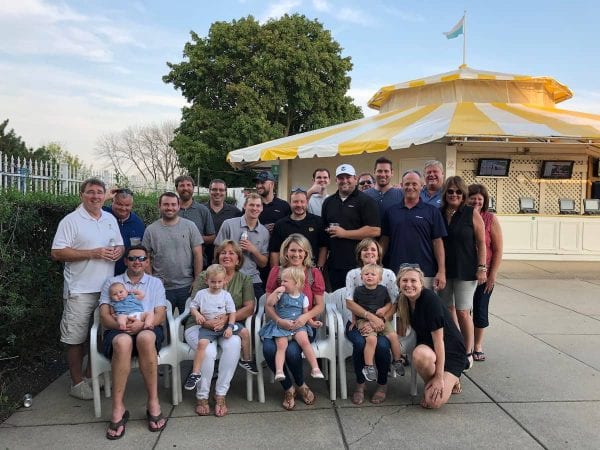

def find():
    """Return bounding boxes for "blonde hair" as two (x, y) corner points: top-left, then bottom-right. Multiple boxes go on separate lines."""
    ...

(206, 263), (226, 280)
(109, 282), (126, 295)
(279, 233), (313, 269)
(281, 266), (305, 289)
(395, 266), (426, 335)
(361, 263), (383, 278)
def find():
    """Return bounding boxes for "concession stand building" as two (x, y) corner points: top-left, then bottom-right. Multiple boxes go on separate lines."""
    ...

(227, 66), (600, 260)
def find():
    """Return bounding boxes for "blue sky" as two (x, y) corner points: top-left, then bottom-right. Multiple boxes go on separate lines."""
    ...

(1, 0), (600, 165)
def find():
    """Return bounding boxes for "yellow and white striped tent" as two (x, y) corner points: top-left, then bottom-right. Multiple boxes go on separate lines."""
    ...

(226, 67), (600, 167)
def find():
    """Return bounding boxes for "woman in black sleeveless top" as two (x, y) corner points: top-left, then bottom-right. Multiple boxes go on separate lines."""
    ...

(438, 176), (486, 370)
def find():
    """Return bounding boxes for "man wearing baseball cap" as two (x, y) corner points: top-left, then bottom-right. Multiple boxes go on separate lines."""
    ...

(253, 170), (291, 233)
(321, 164), (381, 290)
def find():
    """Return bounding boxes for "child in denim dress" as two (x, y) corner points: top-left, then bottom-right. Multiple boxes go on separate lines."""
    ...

(259, 267), (324, 381)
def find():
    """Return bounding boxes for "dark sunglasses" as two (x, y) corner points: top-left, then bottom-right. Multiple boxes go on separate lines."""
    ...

(115, 188), (134, 196)
(358, 180), (373, 186)
(126, 255), (148, 262)
(446, 188), (463, 195)
(399, 263), (420, 270)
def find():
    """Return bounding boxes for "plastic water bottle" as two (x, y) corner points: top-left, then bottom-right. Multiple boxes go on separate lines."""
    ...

(108, 238), (116, 248)
(240, 231), (248, 241)
(23, 394), (32, 408)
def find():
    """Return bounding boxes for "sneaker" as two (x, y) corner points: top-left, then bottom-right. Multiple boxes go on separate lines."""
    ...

(274, 371), (286, 381)
(311, 368), (325, 379)
(184, 372), (202, 390)
(238, 359), (258, 374)
(84, 376), (104, 390)
(70, 380), (94, 400)
(361, 365), (377, 382)
(392, 360), (405, 376)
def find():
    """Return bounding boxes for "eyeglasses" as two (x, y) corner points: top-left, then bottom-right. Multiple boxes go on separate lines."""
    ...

(126, 255), (148, 262)
(446, 189), (463, 195)
(399, 263), (420, 270)
(290, 186), (307, 194)
(210, 188), (226, 192)
(358, 180), (373, 186)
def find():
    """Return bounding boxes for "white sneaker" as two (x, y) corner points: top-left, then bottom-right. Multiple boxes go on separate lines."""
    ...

(70, 380), (94, 400)
(84, 376), (104, 389)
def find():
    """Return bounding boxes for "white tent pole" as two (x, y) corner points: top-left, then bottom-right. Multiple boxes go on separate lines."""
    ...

(462, 10), (467, 67)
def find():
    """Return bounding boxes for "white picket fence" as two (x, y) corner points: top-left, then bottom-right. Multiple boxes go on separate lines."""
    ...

(0, 152), (174, 195)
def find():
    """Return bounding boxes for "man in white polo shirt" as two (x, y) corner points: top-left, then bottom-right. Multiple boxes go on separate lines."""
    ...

(51, 178), (124, 400)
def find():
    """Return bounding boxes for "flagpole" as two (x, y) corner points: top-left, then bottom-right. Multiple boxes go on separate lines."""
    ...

(462, 10), (467, 67)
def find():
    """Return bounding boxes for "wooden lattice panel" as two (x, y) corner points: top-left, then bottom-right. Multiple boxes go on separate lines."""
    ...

(457, 155), (587, 214)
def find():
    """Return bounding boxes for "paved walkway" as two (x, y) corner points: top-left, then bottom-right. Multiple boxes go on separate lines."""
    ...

(2, 261), (600, 449)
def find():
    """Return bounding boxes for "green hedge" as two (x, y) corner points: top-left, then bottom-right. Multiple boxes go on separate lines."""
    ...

(0, 190), (234, 361)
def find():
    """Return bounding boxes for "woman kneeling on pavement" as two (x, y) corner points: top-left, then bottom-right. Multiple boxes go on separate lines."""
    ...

(396, 265), (468, 408)
(183, 240), (256, 417)
(262, 233), (326, 410)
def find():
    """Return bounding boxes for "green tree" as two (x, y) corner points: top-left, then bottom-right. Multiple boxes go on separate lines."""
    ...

(32, 142), (85, 170)
(164, 14), (362, 186)
(0, 119), (32, 160)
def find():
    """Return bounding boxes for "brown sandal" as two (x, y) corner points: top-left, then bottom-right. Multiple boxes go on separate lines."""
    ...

(351, 389), (365, 405)
(282, 388), (296, 410)
(452, 380), (462, 394)
(195, 399), (211, 416)
(214, 395), (228, 417)
(297, 385), (315, 405)
(371, 385), (387, 404)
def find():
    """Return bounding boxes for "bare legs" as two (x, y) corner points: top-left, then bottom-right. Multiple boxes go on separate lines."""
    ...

(412, 344), (459, 409)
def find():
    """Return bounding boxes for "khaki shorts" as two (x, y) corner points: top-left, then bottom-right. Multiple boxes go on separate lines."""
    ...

(356, 318), (396, 337)
(60, 292), (99, 345)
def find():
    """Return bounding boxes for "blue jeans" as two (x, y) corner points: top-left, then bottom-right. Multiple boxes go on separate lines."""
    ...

(262, 337), (304, 391)
(345, 322), (391, 385)
(473, 283), (494, 328)
(165, 286), (191, 315)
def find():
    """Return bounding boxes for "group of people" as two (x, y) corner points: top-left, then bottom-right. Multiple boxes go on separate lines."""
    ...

(50, 157), (503, 439)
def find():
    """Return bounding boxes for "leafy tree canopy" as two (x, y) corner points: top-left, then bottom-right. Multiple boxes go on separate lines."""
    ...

(164, 14), (362, 187)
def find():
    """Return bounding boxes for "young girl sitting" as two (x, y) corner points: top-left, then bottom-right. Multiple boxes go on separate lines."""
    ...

(349, 264), (405, 381)
(108, 282), (154, 331)
(184, 264), (256, 391)
(259, 266), (325, 381)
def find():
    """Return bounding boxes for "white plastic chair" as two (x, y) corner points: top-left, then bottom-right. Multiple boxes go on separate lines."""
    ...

(254, 293), (337, 402)
(173, 298), (254, 403)
(89, 301), (179, 418)
(328, 287), (418, 399)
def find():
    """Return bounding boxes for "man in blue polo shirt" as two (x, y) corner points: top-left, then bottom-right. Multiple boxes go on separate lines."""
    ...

(103, 188), (145, 275)
(321, 164), (381, 290)
(363, 156), (404, 219)
(420, 160), (445, 206)
(381, 170), (447, 291)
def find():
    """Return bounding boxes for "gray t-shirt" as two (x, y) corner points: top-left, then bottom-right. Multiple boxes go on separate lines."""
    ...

(307, 193), (327, 216)
(143, 218), (204, 289)
(215, 216), (269, 284)
(178, 201), (215, 236)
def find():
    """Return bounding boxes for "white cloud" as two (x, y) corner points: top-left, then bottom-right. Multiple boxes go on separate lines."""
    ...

(259, 0), (302, 23)
(348, 86), (379, 117)
(312, 0), (331, 12)
(1, 0), (87, 22)
(336, 7), (374, 26)
(381, 6), (425, 23)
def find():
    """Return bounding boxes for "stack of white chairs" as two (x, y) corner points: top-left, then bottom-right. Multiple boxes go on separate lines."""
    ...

(89, 301), (180, 418)
(173, 298), (254, 403)
(254, 293), (338, 402)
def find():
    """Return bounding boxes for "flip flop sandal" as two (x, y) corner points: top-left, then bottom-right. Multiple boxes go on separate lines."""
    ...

(371, 386), (387, 404)
(351, 389), (365, 405)
(195, 399), (211, 416)
(214, 396), (228, 417)
(146, 410), (167, 432)
(106, 410), (129, 440)
(297, 385), (315, 405)
(282, 388), (296, 410)
(452, 380), (462, 394)
(473, 351), (486, 362)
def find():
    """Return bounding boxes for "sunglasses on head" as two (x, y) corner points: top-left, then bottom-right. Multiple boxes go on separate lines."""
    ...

(358, 180), (373, 186)
(446, 188), (463, 195)
(399, 263), (420, 270)
(290, 186), (307, 194)
(115, 188), (134, 196)
(126, 255), (148, 262)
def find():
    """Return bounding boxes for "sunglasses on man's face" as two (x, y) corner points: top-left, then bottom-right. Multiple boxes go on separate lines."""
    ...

(358, 180), (373, 186)
(126, 255), (148, 262)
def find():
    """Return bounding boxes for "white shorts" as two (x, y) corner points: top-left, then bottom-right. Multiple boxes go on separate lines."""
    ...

(60, 292), (99, 345)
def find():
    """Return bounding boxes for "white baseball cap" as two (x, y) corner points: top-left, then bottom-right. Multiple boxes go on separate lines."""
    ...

(335, 164), (356, 177)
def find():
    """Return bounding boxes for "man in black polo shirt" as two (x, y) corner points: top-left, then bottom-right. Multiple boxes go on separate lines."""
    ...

(254, 170), (291, 233)
(203, 178), (242, 263)
(321, 164), (381, 290)
(269, 187), (327, 267)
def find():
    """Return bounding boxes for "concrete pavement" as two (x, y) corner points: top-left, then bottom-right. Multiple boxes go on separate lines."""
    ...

(2, 261), (599, 449)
